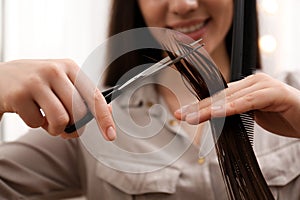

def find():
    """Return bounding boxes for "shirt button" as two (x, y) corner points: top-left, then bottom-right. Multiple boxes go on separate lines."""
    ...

(168, 119), (178, 126)
(146, 101), (154, 107)
(198, 157), (205, 165)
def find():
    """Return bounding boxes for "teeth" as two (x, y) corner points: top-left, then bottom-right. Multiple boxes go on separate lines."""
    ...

(174, 22), (205, 33)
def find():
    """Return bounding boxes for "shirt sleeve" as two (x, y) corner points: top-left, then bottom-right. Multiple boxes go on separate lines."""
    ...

(0, 128), (83, 199)
(280, 69), (300, 90)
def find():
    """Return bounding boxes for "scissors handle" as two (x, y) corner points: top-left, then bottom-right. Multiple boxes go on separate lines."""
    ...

(64, 86), (118, 133)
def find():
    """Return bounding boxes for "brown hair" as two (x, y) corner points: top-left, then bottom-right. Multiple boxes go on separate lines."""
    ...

(103, 0), (161, 86)
(104, 0), (260, 86)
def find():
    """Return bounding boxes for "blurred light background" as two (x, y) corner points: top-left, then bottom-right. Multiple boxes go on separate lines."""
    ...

(0, 0), (300, 141)
(258, 0), (300, 75)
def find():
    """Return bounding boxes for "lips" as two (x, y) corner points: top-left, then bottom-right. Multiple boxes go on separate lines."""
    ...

(173, 21), (206, 34)
(170, 19), (210, 40)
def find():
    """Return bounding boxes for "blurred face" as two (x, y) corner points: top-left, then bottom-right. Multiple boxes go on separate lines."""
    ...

(138, 0), (233, 55)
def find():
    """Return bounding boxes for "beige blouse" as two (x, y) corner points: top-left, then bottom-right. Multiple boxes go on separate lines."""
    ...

(0, 70), (300, 200)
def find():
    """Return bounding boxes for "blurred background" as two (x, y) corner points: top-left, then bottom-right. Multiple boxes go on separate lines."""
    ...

(0, 0), (300, 142)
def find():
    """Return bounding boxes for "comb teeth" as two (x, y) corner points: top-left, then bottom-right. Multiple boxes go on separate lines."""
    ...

(240, 111), (255, 146)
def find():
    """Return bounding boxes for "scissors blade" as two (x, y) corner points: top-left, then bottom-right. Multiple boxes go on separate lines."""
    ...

(117, 40), (204, 92)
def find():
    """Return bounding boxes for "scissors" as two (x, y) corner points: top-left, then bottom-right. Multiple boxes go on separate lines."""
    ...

(64, 38), (204, 133)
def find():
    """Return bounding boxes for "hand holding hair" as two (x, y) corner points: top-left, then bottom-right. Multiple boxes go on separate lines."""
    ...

(175, 73), (300, 138)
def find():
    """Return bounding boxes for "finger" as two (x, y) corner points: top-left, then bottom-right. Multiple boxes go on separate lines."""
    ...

(174, 89), (227, 120)
(227, 74), (257, 93)
(185, 90), (269, 125)
(34, 88), (70, 136)
(177, 74), (276, 124)
(66, 64), (116, 141)
(16, 99), (45, 128)
(93, 89), (116, 141)
(174, 102), (200, 120)
(183, 89), (267, 125)
(223, 88), (278, 116)
(180, 75), (268, 120)
(184, 106), (213, 124)
(50, 72), (87, 132)
(226, 73), (274, 97)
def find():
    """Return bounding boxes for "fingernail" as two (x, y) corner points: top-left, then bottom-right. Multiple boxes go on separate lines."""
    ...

(174, 109), (182, 116)
(175, 105), (189, 116)
(107, 126), (116, 141)
(185, 112), (199, 124)
(211, 105), (223, 110)
(211, 105), (225, 117)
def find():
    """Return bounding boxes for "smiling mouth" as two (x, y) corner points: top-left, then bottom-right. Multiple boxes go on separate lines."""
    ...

(173, 19), (209, 34)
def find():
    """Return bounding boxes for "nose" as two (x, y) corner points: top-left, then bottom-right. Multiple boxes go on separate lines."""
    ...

(169, 0), (199, 16)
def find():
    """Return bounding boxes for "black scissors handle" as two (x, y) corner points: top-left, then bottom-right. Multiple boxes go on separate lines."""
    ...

(64, 86), (119, 133)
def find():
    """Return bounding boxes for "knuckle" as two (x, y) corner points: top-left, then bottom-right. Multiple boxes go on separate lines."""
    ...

(61, 59), (79, 72)
(55, 113), (70, 127)
(62, 58), (77, 66)
(48, 113), (70, 135)
(245, 74), (256, 83)
(44, 62), (64, 78)
(256, 73), (269, 79)
(228, 100), (236, 108)
(243, 94), (256, 110)
(47, 129), (60, 136)
(244, 93), (255, 102)
(228, 101), (238, 114)
(26, 74), (44, 86)
(251, 73), (270, 83)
